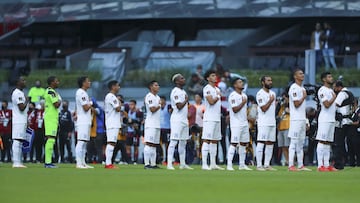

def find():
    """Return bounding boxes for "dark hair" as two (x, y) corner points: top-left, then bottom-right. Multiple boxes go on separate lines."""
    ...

(204, 69), (216, 80)
(129, 99), (137, 105)
(148, 80), (158, 90)
(160, 95), (166, 100)
(231, 77), (242, 86)
(29, 102), (36, 107)
(47, 76), (57, 85)
(194, 93), (203, 98)
(77, 76), (88, 88)
(2, 100), (8, 105)
(320, 72), (331, 81)
(260, 75), (270, 83)
(62, 100), (69, 105)
(292, 67), (304, 76)
(334, 80), (344, 87)
(248, 95), (256, 102)
(107, 80), (118, 90)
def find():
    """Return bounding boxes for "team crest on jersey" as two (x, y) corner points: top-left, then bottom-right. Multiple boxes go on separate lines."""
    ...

(19, 97), (23, 101)
(231, 99), (235, 104)
(175, 95), (178, 100)
(149, 100), (152, 104)
(206, 91), (210, 95)
(113, 100), (118, 104)
(320, 94), (324, 98)
(82, 97), (86, 101)
(259, 99), (262, 103)
(293, 92), (297, 97)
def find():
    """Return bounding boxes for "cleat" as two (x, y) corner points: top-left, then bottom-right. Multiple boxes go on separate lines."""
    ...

(201, 165), (211, 170)
(76, 164), (88, 169)
(44, 163), (58, 168)
(179, 165), (194, 170)
(167, 165), (175, 170)
(239, 165), (253, 171)
(12, 164), (27, 168)
(144, 165), (153, 170)
(104, 164), (117, 169)
(256, 166), (266, 171)
(327, 166), (338, 172)
(151, 165), (161, 169)
(84, 164), (94, 169)
(265, 166), (277, 171)
(298, 166), (312, 171)
(288, 166), (298, 171)
(317, 166), (329, 172)
(211, 165), (225, 170)
(226, 166), (235, 171)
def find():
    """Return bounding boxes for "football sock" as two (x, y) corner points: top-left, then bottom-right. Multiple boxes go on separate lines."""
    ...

(209, 143), (217, 167)
(167, 140), (177, 166)
(105, 144), (114, 165)
(150, 146), (157, 166)
(143, 145), (151, 166)
(201, 142), (209, 166)
(256, 142), (264, 167)
(227, 145), (236, 167)
(264, 144), (274, 167)
(12, 140), (21, 165)
(82, 141), (87, 165)
(45, 138), (55, 164)
(239, 145), (246, 167)
(288, 139), (296, 167)
(296, 139), (304, 168)
(316, 143), (324, 168)
(323, 144), (330, 167)
(178, 140), (186, 166)
(75, 141), (84, 166)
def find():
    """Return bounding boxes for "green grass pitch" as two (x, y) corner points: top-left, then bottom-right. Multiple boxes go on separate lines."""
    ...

(1, 164), (359, 203)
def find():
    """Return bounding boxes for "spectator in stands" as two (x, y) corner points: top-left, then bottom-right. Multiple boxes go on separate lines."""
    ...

(322, 22), (337, 70)
(195, 65), (204, 81)
(310, 23), (324, 69)
(0, 100), (12, 163)
(28, 80), (45, 105)
(59, 100), (74, 163)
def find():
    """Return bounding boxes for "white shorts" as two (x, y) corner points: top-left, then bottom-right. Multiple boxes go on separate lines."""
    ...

(230, 126), (250, 143)
(316, 122), (335, 142)
(106, 128), (119, 143)
(202, 121), (221, 141)
(257, 125), (276, 142)
(144, 127), (160, 144)
(288, 120), (306, 140)
(12, 123), (27, 140)
(77, 124), (91, 141)
(277, 130), (290, 147)
(170, 122), (189, 140)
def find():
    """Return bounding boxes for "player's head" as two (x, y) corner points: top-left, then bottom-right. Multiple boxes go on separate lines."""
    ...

(16, 76), (26, 89)
(172, 73), (186, 87)
(232, 78), (244, 91)
(260, 75), (272, 89)
(77, 76), (91, 89)
(320, 72), (333, 85)
(148, 80), (160, 93)
(107, 80), (120, 93)
(204, 69), (217, 84)
(47, 76), (59, 88)
(293, 68), (305, 82)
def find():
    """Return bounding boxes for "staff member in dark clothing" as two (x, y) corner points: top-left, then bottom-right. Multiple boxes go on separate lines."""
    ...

(59, 100), (74, 163)
(350, 98), (360, 167)
(333, 81), (355, 169)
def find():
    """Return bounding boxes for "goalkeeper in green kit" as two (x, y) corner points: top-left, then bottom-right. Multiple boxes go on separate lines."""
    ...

(44, 76), (62, 168)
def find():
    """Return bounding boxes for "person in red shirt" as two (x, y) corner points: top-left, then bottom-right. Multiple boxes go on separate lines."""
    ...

(33, 103), (45, 163)
(24, 102), (37, 162)
(0, 100), (12, 162)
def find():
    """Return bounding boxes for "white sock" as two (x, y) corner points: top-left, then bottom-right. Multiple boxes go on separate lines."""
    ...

(178, 140), (186, 166)
(239, 145), (246, 167)
(82, 141), (88, 165)
(316, 143), (324, 168)
(256, 142), (264, 167)
(75, 141), (84, 166)
(227, 145), (236, 168)
(105, 144), (114, 165)
(150, 146), (157, 166)
(167, 140), (176, 167)
(264, 144), (274, 167)
(201, 142), (209, 167)
(161, 143), (167, 162)
(296, 140), (304, 168)
(323, 144), (330, 167)
(12, 140), (21, 165)
(144, 145), (151, 166)
(288, 139), (296, 167)
(209, 143), (217, 167)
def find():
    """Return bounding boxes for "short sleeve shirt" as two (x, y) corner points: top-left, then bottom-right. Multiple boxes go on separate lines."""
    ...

(256, 88), (276, 126)
(170, 87), (188, 124)
(144, 92), (161, 128)
(203, 84), (221, 122)
(289, 83), (306, 121)
(228, 91), (248, 127)
(318, 86), (336, 122)
(104, 92), (121, 129)
(44, 87), (61, 122)
(11, 88), (28, 124)
(75, 88), (92, 125)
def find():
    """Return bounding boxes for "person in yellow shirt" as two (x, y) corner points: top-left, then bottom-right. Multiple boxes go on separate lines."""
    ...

(28, 80), (45, 105)
(277, 92), (290, 166)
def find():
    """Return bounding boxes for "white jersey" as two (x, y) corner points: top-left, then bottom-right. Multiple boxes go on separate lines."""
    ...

(104, 92), (121, 129)
(228, 91), (248, 127)
(144, 92), (161, 128)
(203, 84), (221, 122)
(170, 87), (188, 124)
(289, 83), (306, 121)
(75, 88), (92, 125)
(256, 88), (276, 126)
(318, 86), (336, 122)
(11, 88), (28, 124)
